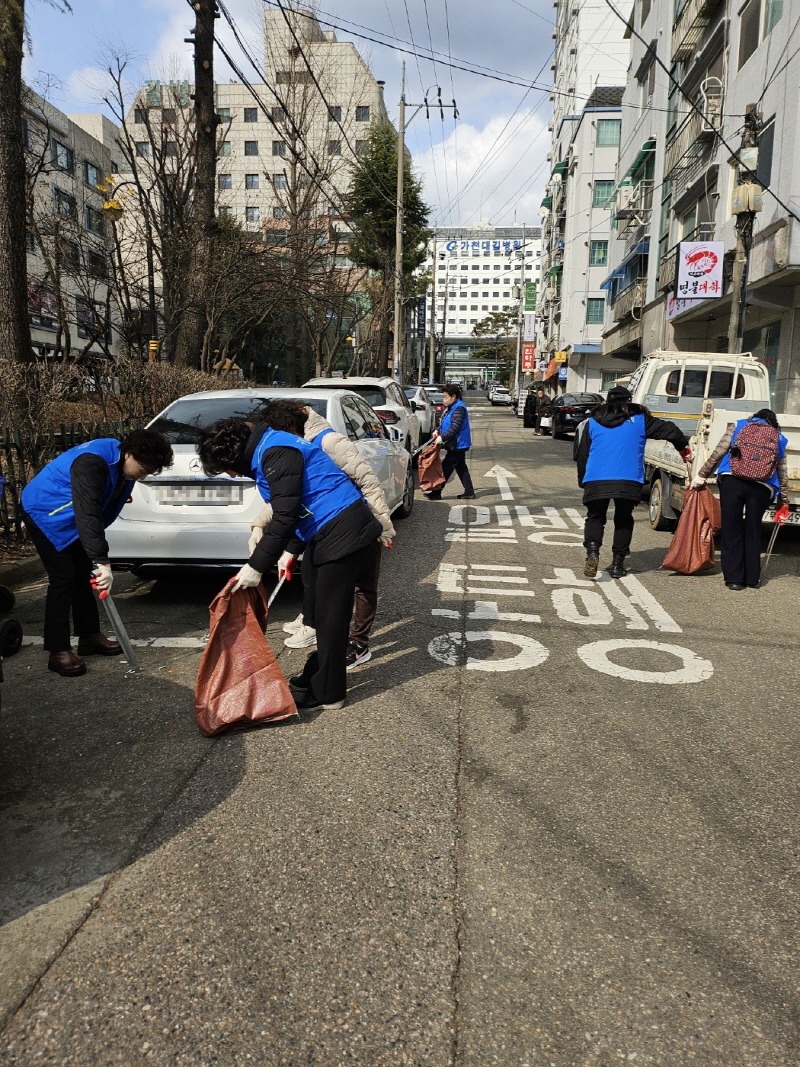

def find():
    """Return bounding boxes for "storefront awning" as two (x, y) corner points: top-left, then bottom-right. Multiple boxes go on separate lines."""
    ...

(540, 194), (553, 210)
(551, 160), (568, 178)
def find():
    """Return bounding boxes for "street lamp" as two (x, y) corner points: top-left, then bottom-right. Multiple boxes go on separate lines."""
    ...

(100, 177), (159, 361)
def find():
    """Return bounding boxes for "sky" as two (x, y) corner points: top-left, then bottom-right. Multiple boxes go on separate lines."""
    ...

(24, 0), (558, 229)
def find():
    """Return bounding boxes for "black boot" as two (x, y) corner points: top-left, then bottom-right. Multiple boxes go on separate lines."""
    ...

(583, 542), (600, 578)
(609, 553), (627, 579)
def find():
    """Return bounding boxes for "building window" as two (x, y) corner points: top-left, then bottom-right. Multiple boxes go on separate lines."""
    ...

(135, 141), (151, 158)
(328, 140), (342, 156)
(274, 173), (288, 189)
(51, 139), (74, 173)
(276, 70), (313, 85)
(328, 105), (342, 121)
(271, 140), (286, 156)
(83, 160), (101, 188)
(218, 140), (231, 156)
(596, 119), (621, 146)
(134, 107), (147, 124)
(757, 120), (775, 187)
(355, 140), (369, 157)
(355, 105), (370, 121)
(586, 298), (605, 324)
(589, 240), (608, 266)
(245, 206), (260, 225)
(165, 141), (177, 158)
(26, 230), (36, 253)
(243, 107), (258, 123)
(245, 173), (260, 190)
(218, 173), (232, 190)
(273, 206), (286, 219)
(217, 107), (231, 121)
(267, 232), (288, 246)
(54, 188), (76, 217)
(85, 205), (104, 237)
(592, 180), (614, 207)
(218, 205), (232, 217)
(739, 0), (762, 67)
(765, 0), (783, 33)
(162, 108), (176, 124)
(88, 250), (108, 279)
(60, 240), (80, 271)
(244, 140), (259, 156)
(271, 107), (286, 123)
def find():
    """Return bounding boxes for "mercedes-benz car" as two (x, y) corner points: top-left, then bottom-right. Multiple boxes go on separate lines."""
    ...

(106, 387), (414, 571)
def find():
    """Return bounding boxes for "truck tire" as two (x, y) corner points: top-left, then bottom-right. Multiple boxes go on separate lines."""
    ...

(0, 618), (23, 658)
(648, 475), (675, 531)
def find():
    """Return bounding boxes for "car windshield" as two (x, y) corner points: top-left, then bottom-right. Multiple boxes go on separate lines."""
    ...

(403, 387), (418, 399)
(149, 395), (328, 444)
(428, 392), (444, 403)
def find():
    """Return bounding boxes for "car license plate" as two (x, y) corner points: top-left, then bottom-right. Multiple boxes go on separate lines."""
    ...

(155, 483), (244, 506)
(765, 507), (800, 525)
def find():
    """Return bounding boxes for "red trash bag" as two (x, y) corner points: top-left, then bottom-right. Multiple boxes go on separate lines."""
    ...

(418, 446), (445, 493)
(194, 582), (297, 736)
(662, 486), (722, 575)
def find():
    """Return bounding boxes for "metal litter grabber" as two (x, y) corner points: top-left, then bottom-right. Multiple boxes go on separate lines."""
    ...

(93, 585), (140, 673)
(762, 503), (791, 579)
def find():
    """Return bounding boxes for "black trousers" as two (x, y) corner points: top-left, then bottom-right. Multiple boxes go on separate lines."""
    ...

(584, 497), (637, 555)
(297, 544), (369, 703)
(349, 538), (382, 647)
(718, 475), (771, 586)
(442, 449), (475, 494)
(22, 510), (100, 652)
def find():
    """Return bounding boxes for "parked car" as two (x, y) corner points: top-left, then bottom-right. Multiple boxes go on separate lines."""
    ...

(403, 386), (436, 441)
(105, 387), (414, 571)
(550, 392), (604, 438)
(490, 387), (513, 406)
(485, 381), (502, 399)
(303, 376), (421, 453)
(428, 391), (446, 424)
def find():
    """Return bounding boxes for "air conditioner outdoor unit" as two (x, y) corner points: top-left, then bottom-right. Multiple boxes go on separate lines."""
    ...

(614, 185), (635, 217)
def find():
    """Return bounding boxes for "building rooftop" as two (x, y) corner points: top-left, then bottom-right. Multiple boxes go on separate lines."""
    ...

(584, 86), (625, 110)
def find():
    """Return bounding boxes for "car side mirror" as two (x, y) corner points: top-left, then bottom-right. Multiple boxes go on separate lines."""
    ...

(410, 401), (418, 411)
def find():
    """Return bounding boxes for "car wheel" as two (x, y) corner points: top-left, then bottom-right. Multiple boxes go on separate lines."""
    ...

(395, 465), (415, 520)
(0, 586), (15, 614)
(0, 618), (23, 658)
(648, 476), (675, 531)
(552, 419), (564, 439)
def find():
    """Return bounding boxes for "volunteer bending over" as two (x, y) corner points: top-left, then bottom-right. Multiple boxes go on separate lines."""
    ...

(198, 413), (381, 712)
(20, 430), (173, 677)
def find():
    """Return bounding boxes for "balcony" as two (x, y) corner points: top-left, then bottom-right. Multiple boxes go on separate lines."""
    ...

(664, 83), (723, 177)
(657, 224), (715, 291)
(672, 0), (723, 63)
(611, 279), (646, 323)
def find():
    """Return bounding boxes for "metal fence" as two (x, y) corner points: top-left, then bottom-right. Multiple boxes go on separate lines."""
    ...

(0, 419), (144, 542)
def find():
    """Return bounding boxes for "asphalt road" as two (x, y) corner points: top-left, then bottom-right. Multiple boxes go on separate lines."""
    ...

(1, 396), (798, 1065)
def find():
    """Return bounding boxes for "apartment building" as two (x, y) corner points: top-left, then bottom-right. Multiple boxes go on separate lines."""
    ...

(23, 88), (120, 361)
(422, 226), (541, 384)
(602, 0), (798, 410)
(536, 2), (630, 393)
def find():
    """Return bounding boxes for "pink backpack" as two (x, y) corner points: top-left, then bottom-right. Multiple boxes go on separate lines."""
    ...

(730, 421), (780, 481)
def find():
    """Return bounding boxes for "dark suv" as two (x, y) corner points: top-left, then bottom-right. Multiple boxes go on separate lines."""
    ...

(550, 392), (604, 438)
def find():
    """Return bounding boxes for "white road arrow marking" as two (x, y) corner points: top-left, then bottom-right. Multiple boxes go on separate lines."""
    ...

(483, 465), (518, 501)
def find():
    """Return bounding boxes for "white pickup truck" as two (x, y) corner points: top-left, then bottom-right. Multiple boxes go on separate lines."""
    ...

(624, 350), (800, 530)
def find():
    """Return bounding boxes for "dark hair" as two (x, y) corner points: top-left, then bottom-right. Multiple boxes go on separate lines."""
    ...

(443, 383), (462, 400)
(120, 428), (173, 475)
(197, 418), (252, 476)
(752, 408), (780, 430)
(257, 399), (308, 437)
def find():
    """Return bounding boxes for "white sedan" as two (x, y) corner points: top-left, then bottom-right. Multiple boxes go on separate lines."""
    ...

(106, 387), (414, 572)
(490, 387), (513, 406)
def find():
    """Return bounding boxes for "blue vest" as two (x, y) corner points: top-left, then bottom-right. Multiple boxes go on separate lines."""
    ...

(21, 438), (133, 552)
(584, 414), (647, 484)
(440, 399), (472, 450)
(716, 418), (789, 497)
(250, 427), (362, 541)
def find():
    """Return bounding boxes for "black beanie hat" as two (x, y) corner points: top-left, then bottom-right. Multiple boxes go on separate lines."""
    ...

(607, 385), (632, 403)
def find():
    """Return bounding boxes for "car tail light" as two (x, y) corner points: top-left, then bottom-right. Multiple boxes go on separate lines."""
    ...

(376, 409), (399, 424)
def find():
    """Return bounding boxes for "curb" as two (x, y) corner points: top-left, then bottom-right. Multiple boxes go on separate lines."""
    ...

(0, 555), (45, 589)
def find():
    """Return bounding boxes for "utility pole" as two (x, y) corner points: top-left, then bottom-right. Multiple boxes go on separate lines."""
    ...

(428, 241), (437, 383)
(728, 104), (762, 354)
(175, 0), (218, 367)
(392, 65), (406, 381)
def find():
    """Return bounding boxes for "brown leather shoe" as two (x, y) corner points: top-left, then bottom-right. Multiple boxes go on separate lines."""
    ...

(48, 651), (87, 677)
(77, 633), (122, 656)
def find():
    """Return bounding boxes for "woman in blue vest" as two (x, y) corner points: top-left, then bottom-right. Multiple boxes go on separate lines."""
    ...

(198, 406), (381, 712)
(427, 383), (475, 500)
(691, 409), (789, 589)
(20, 430), (173, 677)
(574, 386), (690, 578)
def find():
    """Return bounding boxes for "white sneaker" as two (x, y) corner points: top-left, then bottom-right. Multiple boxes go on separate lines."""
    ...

(284, 624), (317, 649)
(282, 612), (304, 635)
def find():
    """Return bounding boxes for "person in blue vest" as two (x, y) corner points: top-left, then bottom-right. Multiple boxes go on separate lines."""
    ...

(197, 406), (381, 713)
(427, 383), (475, 500)
(691, 408), (789, 589)
(574, 386), (690, 578)
(20, 430), (173, 677)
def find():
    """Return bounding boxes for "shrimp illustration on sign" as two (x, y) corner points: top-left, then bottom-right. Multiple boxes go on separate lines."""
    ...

(684, 247), (719, 278)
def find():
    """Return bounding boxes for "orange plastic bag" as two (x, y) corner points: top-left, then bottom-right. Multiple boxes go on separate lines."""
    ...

(662, 486), (722, 575)
(194, 583), (297, 736)
(418, 446), (445, 493)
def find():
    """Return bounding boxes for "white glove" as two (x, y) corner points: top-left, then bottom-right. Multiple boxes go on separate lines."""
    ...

(380, 531), (394, 549)
(231, 564), (262, 591)
(248, 525), (263, 555)
(251, 503), (273, 530)
(278, 551), (296, 581)
(690, 475), (706, 490)
(90, 562), (113, 593)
